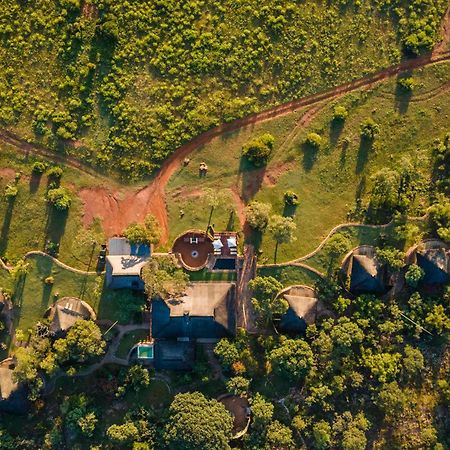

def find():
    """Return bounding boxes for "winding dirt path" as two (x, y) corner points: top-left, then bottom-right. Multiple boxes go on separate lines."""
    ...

(2, 50), (450, 243)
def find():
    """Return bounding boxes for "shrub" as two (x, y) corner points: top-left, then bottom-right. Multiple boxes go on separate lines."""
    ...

(397, 77), (415, 91)
(242, 133), (274, 167)
(32, 161), (46, 174)
(44, 276), (54, 285)
(360, 118), (379, 140)
(405, 264), (425, 288)
(46, 166), (63, 180)
(305, 132), (322, 149)
(46, 187), (72, 210)
(283, 190), (299, 206)
(4, 184), (18, 199)
(333, 105), (348, 121)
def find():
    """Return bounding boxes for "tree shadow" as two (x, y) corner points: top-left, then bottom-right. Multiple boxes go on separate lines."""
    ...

(226, 210), (236, 231)
(355, 138), (372, 174)
(340, 139), (349, 167)
(301, 142), (319, 172)
(283, 203), (298, 218)
(329, 119), (345, 148)
(79, 243), (97, 300)
(239, 156), (266, 203)
(29, 172), (42, 194)
(41, 283), (53, 309)
(395, 71), (413, 115)
(44, 206), (69, 253)
(0, 199), (16, 256)
(245, 228), (262, 252)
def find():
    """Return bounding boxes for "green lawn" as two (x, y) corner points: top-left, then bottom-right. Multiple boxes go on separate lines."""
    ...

(115, 329), (150, 359)
(187, 268), (237, 282)
(257, 264), (322, 288)
(0, 144), (107, 269)
(12, 254), (145, 335)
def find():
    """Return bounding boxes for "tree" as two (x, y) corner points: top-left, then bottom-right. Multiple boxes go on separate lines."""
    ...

(214, 338), (239, 368)
(164, 392), (233, 450)
(4, 184), (18, 199)
(376, 247), (405, 272)
(269, 337), (314, 381)
(370, 168), (400, 211)
(250, 393), (274, 430)
(425, 304), (450, 334)
(125, 365), (150, 392)
(265, 420), (294, 450)
(248, 276), (286, 326)
(242, 133), (274, 167)
(362, 350), (402, 383)
(141, 255), (188, 299)
(245, 201), (271, 230)
(402, 345), (424, 379)
(107, 422), (139, 445)
(46, 166), (63, 179)
(312, 420), (332, 450)
(32, 161), (46, 174)
(360, 118), (379, 140)
(330, 317), (364, 350)
(377, 381), (407, 416)
(53, 320), (106, 364)
(428, 196), (450, 241)
(304, 132), (322, 149)
(283, 190), (299, 206)
(225, 376), (250, 396)
(46, 187), (72, 210)
(397, 77), (415, 91)
(333, 105), (348, 121)
(123, 214), (161, 245)
(268, 215), (297, 245)
(78, 412), (98, 437)
(405, 264), (425, 288)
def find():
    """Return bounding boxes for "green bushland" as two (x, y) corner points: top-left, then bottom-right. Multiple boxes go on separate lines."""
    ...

(0, 0), (447, 178)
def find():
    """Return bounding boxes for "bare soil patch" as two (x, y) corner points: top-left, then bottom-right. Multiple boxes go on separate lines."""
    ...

(219, 395), (250, 435)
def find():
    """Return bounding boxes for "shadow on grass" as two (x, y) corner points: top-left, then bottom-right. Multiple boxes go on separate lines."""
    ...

(226, 210), (236, 231)
(239, 156), (266, 203)
(301, 142), (319, 172)
(0, 199), (16, 256)
(329, 119), (345, 148)
(44, 206), (68, 251)
(245, 228), (262, 252)
(29, 172), (42, 194)
(356, 138), (372, 174)
(395, 71), (413, 115)
(283, 203), (297, 218)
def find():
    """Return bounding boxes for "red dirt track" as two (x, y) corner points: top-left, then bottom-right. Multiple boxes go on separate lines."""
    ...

(1, 38), (450, 243)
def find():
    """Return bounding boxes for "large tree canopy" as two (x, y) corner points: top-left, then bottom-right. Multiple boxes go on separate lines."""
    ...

(164, 392), (233, 450)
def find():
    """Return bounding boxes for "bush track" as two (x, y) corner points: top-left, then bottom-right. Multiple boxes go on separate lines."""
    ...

(1, 51), (450, 242)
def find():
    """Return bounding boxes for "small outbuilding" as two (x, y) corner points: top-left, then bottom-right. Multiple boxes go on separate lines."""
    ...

(341, 246), (389, 295)
(407, 240), (450, 285)
(278, 286), (328, 333)
(106, 237), (151, 289)
(47, 297), (96, 336)
(0, 360), (30, 415)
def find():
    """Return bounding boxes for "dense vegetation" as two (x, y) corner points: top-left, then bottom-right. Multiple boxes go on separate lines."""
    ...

(0, 0), (447, 178)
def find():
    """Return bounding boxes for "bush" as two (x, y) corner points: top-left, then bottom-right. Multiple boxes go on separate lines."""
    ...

(397, 77), (415, 91)
(333, 105), (348, 121)
(46, 187), (72, 210)
(46, 166), (63, 180)
(305, 132), (322, 149)
(242, 133), (274, 167)
(405, 264), (425, 288)
(32, 161), (46, 174)
(4, 184), (18, 199)
(360, 118), (379, 140)
(283, 190), (299, 206)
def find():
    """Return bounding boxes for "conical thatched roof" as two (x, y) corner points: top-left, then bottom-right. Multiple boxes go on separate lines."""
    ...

(347, 253), (386, 294)
(49, 297), (96, 334)
(416, 246), (450, 285)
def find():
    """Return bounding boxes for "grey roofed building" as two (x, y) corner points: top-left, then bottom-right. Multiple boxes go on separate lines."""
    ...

(414, 242), (450, 285)
(154, 340), (195, 370)
(106, 237), (151, 289)
(0, 364), (30, 414)
(49, 297), (96, 335)
(346, 252), (387, 295)
(152, 282), (236, 342)
(279, 286), (327, 333)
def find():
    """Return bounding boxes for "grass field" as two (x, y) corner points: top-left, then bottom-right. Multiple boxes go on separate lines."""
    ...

(0, 145), (108, 269)
(257, 264), (322, 288)
(166, 60), (450, 263)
